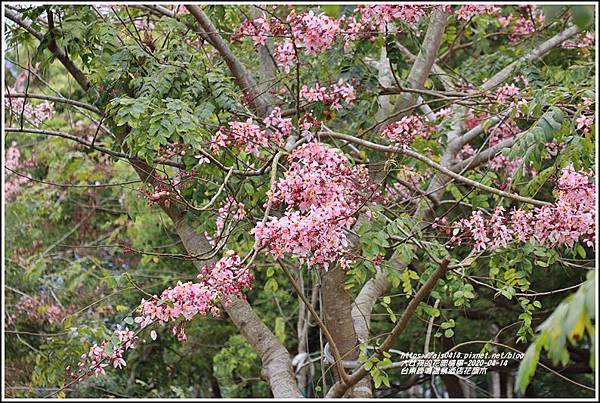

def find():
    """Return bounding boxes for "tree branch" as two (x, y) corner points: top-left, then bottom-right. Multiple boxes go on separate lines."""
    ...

(386, 7), (449, 124)
(5, 8), (91, 90)
(480, 25), (579, 91)
(185, 5), (270, 117)
(320, 129), (551, 207)
(4, 92), (102, 115)
(4, 127), (185, 169)
(326, 257), (451, 397)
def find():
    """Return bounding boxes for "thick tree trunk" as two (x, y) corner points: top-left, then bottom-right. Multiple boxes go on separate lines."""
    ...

(321, 264), (359, 365)
(225, 296), (302, 398)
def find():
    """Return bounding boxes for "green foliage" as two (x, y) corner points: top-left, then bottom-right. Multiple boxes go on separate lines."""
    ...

(213, 335), (270, 398)
(516, 272), (595, 392)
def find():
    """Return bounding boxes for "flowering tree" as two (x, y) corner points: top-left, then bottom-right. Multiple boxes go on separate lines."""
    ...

(3, 3), (596, 399)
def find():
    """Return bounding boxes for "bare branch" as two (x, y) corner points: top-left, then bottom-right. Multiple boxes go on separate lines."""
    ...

(386, 7), (450, 124)
(320, 129), (551, 207)
(480, 25), (579, 91)
(5, 8), (91, 90)
(4, 93), (102, 115)
(326, 258), (451, 397)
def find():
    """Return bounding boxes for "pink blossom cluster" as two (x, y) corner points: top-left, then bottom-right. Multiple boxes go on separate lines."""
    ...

(6, 294), (66, 326)
(206, 197), (246, 246)
(5, 141), (36, 201)
(235, 10), (342, 71)
(451, 165), (596, 251)
(264, 106), (294, 137)
(574, 96), (594, 134)
(174, 5), (189, 15)
(216, 197), (246, 233)
(66, 253), (253, 380)
(382, 115), (431, 147)
(454, 5), (500, 21)
(353, 5), (428, 31)
(252, 142), (372, 268)
(339, 6), (425, 44)
(234, 6), (431, 71)
(489, 126), (536, 180)
(493, 84), (528, 117)
(135, 251), (253, 332)
(580, 96), (594, 109)
(4, 96), (55, 126)
(5, 66), (54, 126)
(71, 326), (138, 380)
(488, 156), (529, 180)
(435, 107), (452, 120)
(299, 80), (356, 111)
(234, 15), (276, 46)
(210, 115), (287, 155)
(498, 5), (544, 44)
(273, 39), (296, 72)
(463, 114), (530, 178)
(289, 10), (341, 55)
(576, 114), (594, 134)
(562, 32), (595, 49)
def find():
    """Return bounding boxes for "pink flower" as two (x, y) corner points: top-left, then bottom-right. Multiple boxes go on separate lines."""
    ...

(210, 117), (284, 154)
(435, 107), (452, 120)
(455, 5), (500, 20)
(235, 6), (429, 68)
(382, 115), (431, 148)
(299, 80), (356, 111)
(576, 115), (594, 134)
(452, 165), (596, 251)
(264, 107), (293, 137)
(273, 39), (296, 73)
(562, 31), (595, 49)
(497, 6), (544, 44)
(252, 142), (372, 269)
(113, 357), (126, 369)
(136, 251), (253, 327)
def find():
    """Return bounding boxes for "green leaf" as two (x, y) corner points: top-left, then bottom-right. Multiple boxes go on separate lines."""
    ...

(516, 344), (541, 392)
(373, 373), (382, 388)
(104, 342), (114, 356)
(265, 277), (278, 292)
(274, 317), (286, 344)
(322, 5), (341, 17)
(444, 329), (454, 338)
